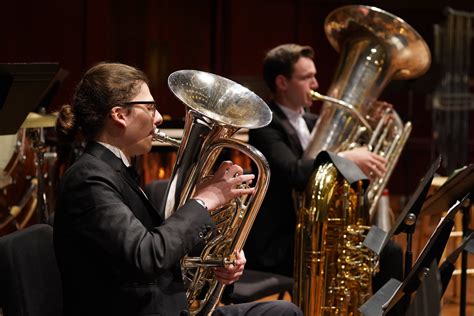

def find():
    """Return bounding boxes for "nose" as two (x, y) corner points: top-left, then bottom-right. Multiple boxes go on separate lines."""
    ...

(154, 110), (163, 126)
(311, 77), (319, 90)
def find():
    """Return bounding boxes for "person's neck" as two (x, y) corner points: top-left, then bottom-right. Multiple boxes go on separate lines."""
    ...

(274, 94), (302, 113)
(96, 134), (123, 150)
(95, 134), (132, 162)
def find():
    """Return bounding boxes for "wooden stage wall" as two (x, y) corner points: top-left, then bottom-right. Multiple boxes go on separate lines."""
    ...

(1, 0), (474, 197)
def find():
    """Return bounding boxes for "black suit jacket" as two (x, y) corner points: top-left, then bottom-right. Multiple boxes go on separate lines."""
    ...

(54, 142), (214, 316)
(244, 102), (318, 276)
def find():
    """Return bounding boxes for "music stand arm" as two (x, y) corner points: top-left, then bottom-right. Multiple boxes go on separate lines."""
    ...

(403, 212), (417, 278)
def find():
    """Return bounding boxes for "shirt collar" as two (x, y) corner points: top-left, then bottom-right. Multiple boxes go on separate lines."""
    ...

(275, 102), (305, 121)
(97, 142), (131, 167)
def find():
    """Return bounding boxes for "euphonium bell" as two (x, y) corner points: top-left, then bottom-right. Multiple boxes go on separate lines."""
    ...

(158, 70), (272, 315)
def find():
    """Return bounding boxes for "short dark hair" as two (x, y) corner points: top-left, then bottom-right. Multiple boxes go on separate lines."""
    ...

(263, 43), (314, 93)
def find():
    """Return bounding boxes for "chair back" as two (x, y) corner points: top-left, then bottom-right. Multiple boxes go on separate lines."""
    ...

(0, 224), (62, 316)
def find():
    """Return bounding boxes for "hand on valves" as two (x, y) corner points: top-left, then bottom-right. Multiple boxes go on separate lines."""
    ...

(339, 147), (387, 180)
(193, 160), (255, 212)
(213, 250), (246, 285)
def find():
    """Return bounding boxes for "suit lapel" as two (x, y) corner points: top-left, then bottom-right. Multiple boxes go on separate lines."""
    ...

(303, 111), (318, 131)
(270, 102), (304, 154)
(85, 142), (163, 221)
(122, 169), (164, 221)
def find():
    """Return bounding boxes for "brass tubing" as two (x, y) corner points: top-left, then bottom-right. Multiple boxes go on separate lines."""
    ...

(310, 90), (372, 133)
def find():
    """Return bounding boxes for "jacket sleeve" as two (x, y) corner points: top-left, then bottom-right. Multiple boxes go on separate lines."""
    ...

(55, 160), (214, 277)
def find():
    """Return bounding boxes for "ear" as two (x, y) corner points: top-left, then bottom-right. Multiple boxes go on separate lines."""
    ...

(109, 106), (128, 128)
(275, 74), (288, 91)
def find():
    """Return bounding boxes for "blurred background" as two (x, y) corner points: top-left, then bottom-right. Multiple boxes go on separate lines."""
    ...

(2, 0), (473, 194)
(0, 0), (473, 314)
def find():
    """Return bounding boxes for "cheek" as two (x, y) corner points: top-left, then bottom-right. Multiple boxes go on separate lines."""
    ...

(297, 84), (308, 96)
(137, 114), (154, 129)
(129, 121), (151, 143)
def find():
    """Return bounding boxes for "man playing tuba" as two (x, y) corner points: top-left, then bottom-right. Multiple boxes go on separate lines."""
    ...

(244, 44), (403, 291)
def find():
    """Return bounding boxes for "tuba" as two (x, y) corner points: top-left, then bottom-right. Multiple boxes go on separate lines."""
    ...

(154, 70), (271, 315)
(294, 159), (376, 315)
(293, 5), (431, 315)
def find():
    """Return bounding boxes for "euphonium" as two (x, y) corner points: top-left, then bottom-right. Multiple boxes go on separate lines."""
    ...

(154, 70), (271, 316)
(293, 5), (431, 315)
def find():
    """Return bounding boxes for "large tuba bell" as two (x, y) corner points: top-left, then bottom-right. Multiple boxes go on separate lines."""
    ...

(293, 5), (431, 315)
(154, 70), (271, 315)
(303, 5), (431, 218)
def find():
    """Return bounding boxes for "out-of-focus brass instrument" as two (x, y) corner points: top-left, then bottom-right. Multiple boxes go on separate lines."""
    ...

(308, 90), (412, 219)
(303, 5), (431, 217)
(293, 5), (431, 315)
(294, 161), (376, 315)
(154, 70), (271, 316)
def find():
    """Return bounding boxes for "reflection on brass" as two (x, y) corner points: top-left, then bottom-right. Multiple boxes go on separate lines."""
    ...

(294, 5), (431, 315)
(303, 3), (431, 218)
(308, 89), (412, 219)
(294, 162), (377, 315)
(160, 70), (272, 315)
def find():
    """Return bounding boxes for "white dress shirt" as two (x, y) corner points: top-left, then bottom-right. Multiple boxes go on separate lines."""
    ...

(276, 103), (311, 151)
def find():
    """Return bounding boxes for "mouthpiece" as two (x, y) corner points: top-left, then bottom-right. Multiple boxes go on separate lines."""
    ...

(152, 128), (181, 148)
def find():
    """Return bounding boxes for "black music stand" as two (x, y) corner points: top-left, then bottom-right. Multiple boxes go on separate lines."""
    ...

(360, 197), (465, 316)
(385, 197), (465, 315)
(421, 164), (474, 316)
(0, 63), (61, 135)
(421, 164), (474, 216)
(439, 232), (473, 296)
(364, 156), (442, 275)
(404, 260), (442, 316)
(466, 238), (474, 253)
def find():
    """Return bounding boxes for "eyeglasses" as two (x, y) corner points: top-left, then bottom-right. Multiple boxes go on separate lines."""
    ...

(121, 101), (157, 117)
